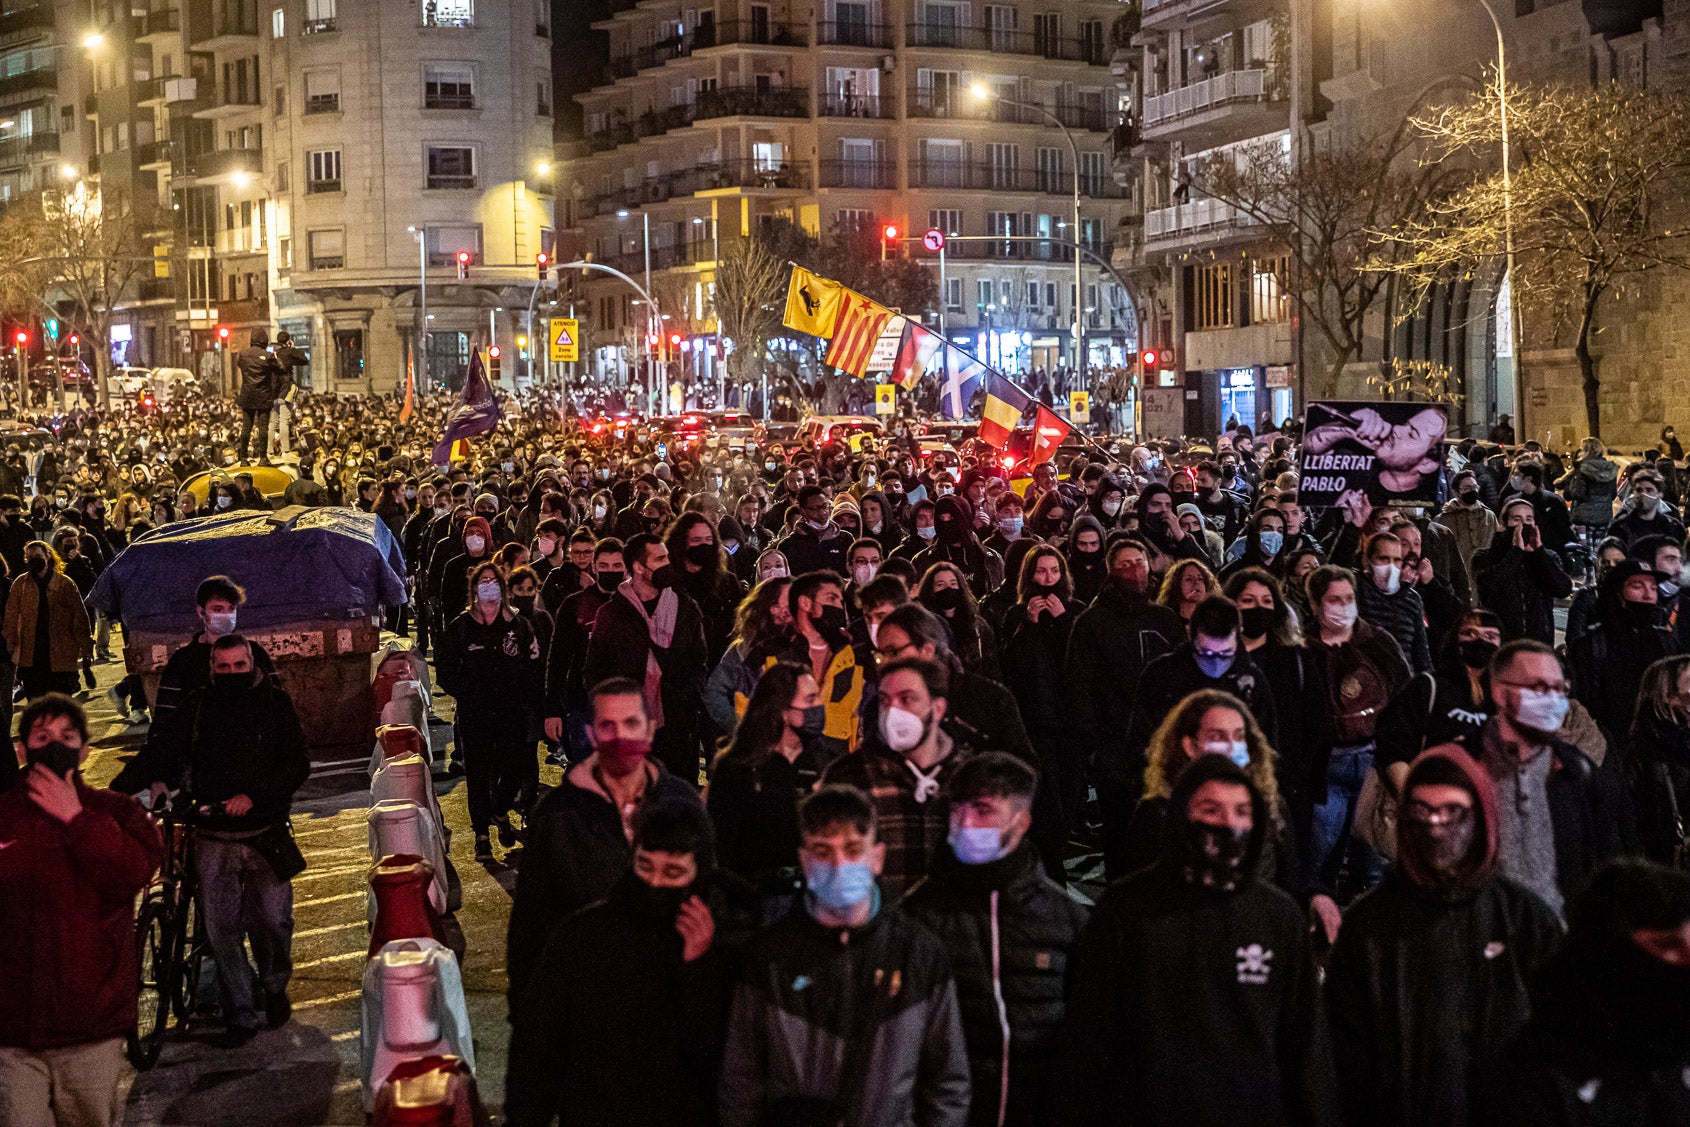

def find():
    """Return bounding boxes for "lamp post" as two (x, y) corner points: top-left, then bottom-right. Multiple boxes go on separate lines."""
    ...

(972, 83), (1086, 391)
(407, 226), (428, 388)
(1472, 0), (1520, 434)
(618, 208), (655, 410)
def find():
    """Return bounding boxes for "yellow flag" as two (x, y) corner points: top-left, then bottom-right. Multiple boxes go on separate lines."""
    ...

(783, 266), (844, 339)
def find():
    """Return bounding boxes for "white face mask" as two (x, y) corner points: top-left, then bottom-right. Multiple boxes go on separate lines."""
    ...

(853, 563), (877, 586)
(1321, 601), (1358, 631)
(465, 535), (486, 553)
(536, 537), (556, 557)
(762, 567), (788, 580)
(1512, 688), (1570, 733)
(916, 525), (936, 540)
(1371, 562), (1402, 595)
(880, 705), (928, 753)
(1201, 739), (1251, 768)
(205, 610), (237, 636)
(594, 503), (608, 519)
(476, 581), (502, 604)
(1102, 499), (1122, 517)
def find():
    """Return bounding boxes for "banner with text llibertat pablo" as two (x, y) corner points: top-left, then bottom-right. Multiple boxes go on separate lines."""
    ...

(1298, 401), (1449, 507)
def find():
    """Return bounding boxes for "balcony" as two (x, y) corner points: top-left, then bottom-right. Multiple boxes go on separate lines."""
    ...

(904, 23), (1109, 63)
(192, 14), (263, 50)
(910, 162), (1125, 197)
(816, 21), (893, 47)
(193, 88), (264, 119)
(582, 160), (812, 216)
(693, 84), (809, 121)
(137, 8), (181, 41)
(425, 173), (475, 190)
(907, 93), (1115, 132)
(302, 17), (337, 34)
(423, 92), (474, 110)
(135, 75), (171, 106)
(305, 93), (341, 114)
(135, 139), (175, 168)
(603, 20), (807, 79)
(1143, 69), (1267, 127)
(1143, 198), (1257, 240)
(185, 147), (263, 178)
(0, 130), (58, 168)
(819, 91), (893, 118)
(818, 159), (895, 189)
(0, 5), (53, 41)
(0, 66), (57, 100)
(306, 178), (341, 194)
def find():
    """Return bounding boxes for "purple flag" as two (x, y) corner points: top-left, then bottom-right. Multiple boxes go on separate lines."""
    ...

(431, 347), (502, 466)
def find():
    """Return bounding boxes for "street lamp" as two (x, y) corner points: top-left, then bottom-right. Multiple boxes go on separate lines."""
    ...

(407, 225), (430, 388)
(972, 82), (1086, 390)
(618, 208), (655, 408)
(1471, 0), (1521, 434)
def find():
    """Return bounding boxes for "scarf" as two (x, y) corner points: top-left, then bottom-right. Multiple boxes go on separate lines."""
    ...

(619, 580), (678, 729)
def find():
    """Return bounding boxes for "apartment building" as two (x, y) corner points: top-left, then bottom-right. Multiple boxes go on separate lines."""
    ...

(558, 0), (1138, 387)
(0, 4), (94, 203)
(80, 0), (553, 392)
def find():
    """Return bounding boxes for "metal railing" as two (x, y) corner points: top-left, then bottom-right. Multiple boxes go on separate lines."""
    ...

(302, 17), (336, 34)
(909, 162), (1125, 197)
(138, 8), (181, 36)
(816, 20), (893, 46)
(817, 159), (896, 189)
(1142, 68), (1268, 126)
(304, 93), (340, 114)
(425, 173), (476, 189)
(0, 66), (56, 99)
(903, 23), (1109, 62)
(1143, 198), (1256, 238)
(423, 92), (474, 110)
(186, 147), (263, 178)
(605, 19), (808, 78)
(0, 131), (59, 166)
(694, 84), (809, 120)
(581, 159), (813, 216)
(305, 178), (341, 194)
(906, 92), (1115, 132)
(819, 91), (892, 118)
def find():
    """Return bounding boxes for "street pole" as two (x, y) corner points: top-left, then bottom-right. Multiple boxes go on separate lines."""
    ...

(416, 228), (429, 388)
(1475, 0), (1521, 435)
(939, 241), (947, 340)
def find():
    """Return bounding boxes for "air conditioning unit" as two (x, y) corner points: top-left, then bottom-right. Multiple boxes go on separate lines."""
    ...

(879, 55), (896, 72)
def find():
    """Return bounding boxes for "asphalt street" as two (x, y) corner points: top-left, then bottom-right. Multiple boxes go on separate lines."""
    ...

(76, 654), (547, 1126)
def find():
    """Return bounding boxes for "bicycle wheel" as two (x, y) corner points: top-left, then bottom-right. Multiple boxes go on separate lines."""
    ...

(174, 893), (210, 1023)
(128, 897), (174, 1070)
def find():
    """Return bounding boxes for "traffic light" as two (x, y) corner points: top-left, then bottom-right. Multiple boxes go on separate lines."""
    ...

(880, 223), (899, 262)
(456, 250), (471, 280)
(669, 333), (682, 347)
(1141, 348), (1159, 369)
(535, 251), (550, 281)
(883, 224), (899, 241)
(216, 325), (230, 347)
(67, 334), (78, 348)
(515, 333), (529, 354)
(43, 318), (58, 341)
(487, 344), (502, 382)
(12, 330), (26, 348)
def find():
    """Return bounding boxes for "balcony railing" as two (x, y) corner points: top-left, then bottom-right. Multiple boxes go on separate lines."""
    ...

(1144, 198), (1256, 239)
(594, 240), (719, 275)
(604, 20), (807, 78)
(134, 75), (170, 103)
(302, 17), (337, 34)
(425, 173), (476, 189)
(138, 8), (181, 37)
(308, 255), (344, 270)
(135, 139), (175, 165)
(816, 21), (893, 46)
(819, 91), (892, 118)
(186, 147), (263, 178)
(907, 93), (1115, 132)
(909, 162), (1126, 197)
(582, 160), (812, 216)
(0, 130), (59, 166)
(694, 84), (809, 120)
(304, 93), (340, 114)
(1143, 68), (1268, 127)
(306, 177), (341, 194)
(0, 66), (56, 99)
(904, 23), (1109, 62)
(0, 5), (54, 39)
(818, 159), (896, 189)
(423, 92), (475, 110)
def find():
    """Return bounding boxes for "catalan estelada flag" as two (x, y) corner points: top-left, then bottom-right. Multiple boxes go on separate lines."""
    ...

(979, 373), (1033, 448)
(1030, 404), (1071, 465)
(892, 321), (944, 389)
(824, 291), (895, 378)
(783, 266), (845, 339)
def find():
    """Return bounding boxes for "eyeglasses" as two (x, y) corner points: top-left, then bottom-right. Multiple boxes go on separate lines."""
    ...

(1193, 648), (1237, 660)
(1404, 801), (1471, 826)
(875, 640), (917, 663)
(1494, 678), (1571, 696)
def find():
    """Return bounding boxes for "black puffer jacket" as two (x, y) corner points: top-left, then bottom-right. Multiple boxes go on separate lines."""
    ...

(235, 344), (284, 411)
(904, 844), (1090, 1127)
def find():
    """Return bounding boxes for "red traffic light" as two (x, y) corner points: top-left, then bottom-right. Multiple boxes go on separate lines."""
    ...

(12, 331), (26, 346)
(217, 326), (230, 341)
(883, 224), (899, 241)
(488, 345), (502, 359)
(1141, 349), (1159, 368)
(536, 252), (549, 266)
(669, 333), (682, 346)
(457, 251), (471, 264)
(67, 334), (78, 346)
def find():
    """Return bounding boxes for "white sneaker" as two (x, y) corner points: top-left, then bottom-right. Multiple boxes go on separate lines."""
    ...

(104, 685), (125, 713)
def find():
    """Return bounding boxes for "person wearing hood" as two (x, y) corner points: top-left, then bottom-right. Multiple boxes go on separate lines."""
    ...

(582, 533), (710, 784)
(1378, 609), (1504, 793)
(857, 489), (902, 555)
(1068, 536), (1185, 873)
(1472, 499), (1574, 645)
(1557, 436), (1619, 539)
(665, 512), (748, 664)
(1087, 474), (1131, 533)
(903, 754), (1090, 1127)
(1479, 860), (1690, 1127)
(715, 514), (758, 587)
(775, 485), (852, 577)
(830, 494), (864, 542)
(1175, 502), (1226, 568)
(1356, 530), (1432, 674)
(1136, 484), (1211, 569)
(913, 495), (1006, 597)
(436, 560), (543, 861)
(916, 561), (1002, 682)
(1063, 515), (1110, 603)
(718, 783), (970, 1127)
(1568, 558), (1680, 743)
(1327, 748), (1563, 1127)
(145, 634), (309, 1047)
(508, 677), (707, 1001)
(438, 510), (498, 622)
(1067, 755), (1339, 1127)
(1219, 507), (1289, 582)
(1628, 533), (1690, 647)
(505, 798), (730, 1127)
(1610, 466), (1686, 547)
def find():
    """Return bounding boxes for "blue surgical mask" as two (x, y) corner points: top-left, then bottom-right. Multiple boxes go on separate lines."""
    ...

(1257, 530), (1283, 557)
(1512, 689), (1570, 733)
(1202, 739), (1252, 769)
(949, 824), (1009, 865)
(803, 859), (876, 911)
(1195, 651), (1235, 679)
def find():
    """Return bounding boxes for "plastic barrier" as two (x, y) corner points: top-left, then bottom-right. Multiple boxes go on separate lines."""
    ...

(369, 723), (430, 777)
(372, 1055), (489, 1126)
(361, 938), (474, 1111)
(372, 755), (447, 840)
(368, 855), (451, 955)
(373, 647), (431, 714)
(380, 682), (433, 759)
(367, 801), (449, 915)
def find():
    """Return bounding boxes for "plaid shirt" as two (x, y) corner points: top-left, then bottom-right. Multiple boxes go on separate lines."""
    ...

(822, 734), (966, 901)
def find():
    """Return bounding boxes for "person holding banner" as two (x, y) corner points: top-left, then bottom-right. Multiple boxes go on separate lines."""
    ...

(1302, 404), (1449, 506)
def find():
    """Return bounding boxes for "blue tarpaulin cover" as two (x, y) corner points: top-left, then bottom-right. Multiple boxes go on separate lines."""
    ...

(89, 506), (407, 636)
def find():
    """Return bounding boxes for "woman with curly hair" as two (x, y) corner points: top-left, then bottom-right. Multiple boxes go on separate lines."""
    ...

(1124, 688), (1339, 942)
(1156, 557), (1220, 625)
(915, 559), (1001, 683)
(701, 576), (793, 739)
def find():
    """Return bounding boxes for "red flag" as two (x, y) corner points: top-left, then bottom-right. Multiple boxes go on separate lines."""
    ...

(1030, 404), (1071, 466)
(824, 291), (894, 378)
(399, 344), (416, 424)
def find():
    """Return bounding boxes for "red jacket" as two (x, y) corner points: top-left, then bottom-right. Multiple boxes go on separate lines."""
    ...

(0, 777), (163, 1050)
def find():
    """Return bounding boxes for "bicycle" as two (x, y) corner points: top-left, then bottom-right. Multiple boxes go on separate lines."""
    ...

(128, 797), (221, 1070)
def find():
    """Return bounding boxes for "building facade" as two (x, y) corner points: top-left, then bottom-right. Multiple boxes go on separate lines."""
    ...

(558, 0), (1140, 395)
(69, 0), (553, 393)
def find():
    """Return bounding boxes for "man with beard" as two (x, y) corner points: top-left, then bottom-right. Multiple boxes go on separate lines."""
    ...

(1326, 749), (1563, 1127)
(1479, 860), (1690, 1126)
(1066, 756), (1338, 1127)
(1067, 536), (1185, 876)
(505, 800), (729, 1127)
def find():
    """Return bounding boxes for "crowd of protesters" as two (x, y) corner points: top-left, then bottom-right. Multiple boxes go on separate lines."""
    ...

(3, 359), (1690, 1126)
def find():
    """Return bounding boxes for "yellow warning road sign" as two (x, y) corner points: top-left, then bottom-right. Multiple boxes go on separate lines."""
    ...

(875, 383), (896, 415)
(1068, 390), (1091, 425)
(549, 318), (579, 362)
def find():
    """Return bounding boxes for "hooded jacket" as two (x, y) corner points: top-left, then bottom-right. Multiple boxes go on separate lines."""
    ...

(1471, 529), (1573, 645)
(1122, 644), (1281, 786)
(156, 667), (311, 833)
(718, 896), (971, 1127)
(1560, 455), (1619, 527)
(903, 843), (1090, 1127)
(913, 496), (1006, 596)
(1325, 749), (1563, 1127)
(1066, 758), (1339, 1127)
(1568, 563), (1682, 741)
(1066, 580), (1184, 782)
(1439, 497), (1500, 589)
(1064, 514), (1110, 604)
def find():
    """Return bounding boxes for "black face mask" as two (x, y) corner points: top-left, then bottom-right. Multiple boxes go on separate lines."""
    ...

(1180, 819), (1251, 892)
(25, 738), (80, 776)
(512, 595), (537, 614)
(1401, 813), (1476, 880)
(25, 556), (47, 576)
(1239, 606), (1275, 640)
(1458, 637), (1499, 670)
(1622, 599), (1661, 626)
(648, 564), (676, 590)
(928, 586), (965, 613)
(627, 877), (692, 930)
(814, 604), (849, 638)
(596, 570), (624, 593)
(211, 671), (250, 693)
(684, 542), (718, 568)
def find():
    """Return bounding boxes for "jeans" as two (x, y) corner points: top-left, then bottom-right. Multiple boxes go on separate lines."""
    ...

(0, 1039), (125, 1127)
(237, 407), (272, 462)
(456, 707), (530, 835)
(195, 835), (295, 1030)
(267, 398), (291, 455)
(1307, 744), (1385, 892)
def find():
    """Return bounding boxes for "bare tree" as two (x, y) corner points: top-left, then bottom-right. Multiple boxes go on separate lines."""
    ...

(1389, 80), (1690, 436)
(711, 233), (787, 389)
(1191, 128), (1443, 390)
